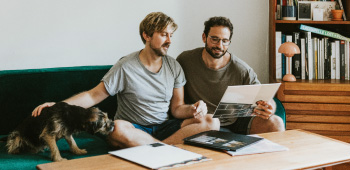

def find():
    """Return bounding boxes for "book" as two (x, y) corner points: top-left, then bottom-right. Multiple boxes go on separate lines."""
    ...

(183, 130), (263, 151)
(340, 40), (346, 80)
(331, 42), (336, 79)
(109, 142), (210, 170)
(225, 134), (289, 156)
(335, 40), (341, 79)
(282, 34), (286, 77)
(300, 24), (350, 41)
(292, 32), (301, 79)
(324, 38), (331, 79)
(301, 38), (306, 79)
(276, 31), (282, 79)
(212, 83), (281, 118)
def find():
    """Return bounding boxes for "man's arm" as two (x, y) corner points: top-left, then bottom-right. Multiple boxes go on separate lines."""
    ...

(169, 87), (207, 119)
(32, 82), (109, 117)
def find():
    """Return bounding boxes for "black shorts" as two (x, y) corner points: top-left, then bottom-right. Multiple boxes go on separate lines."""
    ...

(132, 119), (184, 141)
(220, 116), (255, 135)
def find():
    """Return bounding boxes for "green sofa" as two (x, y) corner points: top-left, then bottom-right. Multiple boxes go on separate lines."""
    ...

(0, 65), (286, 170)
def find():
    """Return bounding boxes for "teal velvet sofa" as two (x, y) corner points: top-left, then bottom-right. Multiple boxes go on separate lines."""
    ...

(0, 65), (286, 170)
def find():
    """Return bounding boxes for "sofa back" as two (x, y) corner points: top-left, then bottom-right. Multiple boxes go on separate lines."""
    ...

(0, 65), (116, 135)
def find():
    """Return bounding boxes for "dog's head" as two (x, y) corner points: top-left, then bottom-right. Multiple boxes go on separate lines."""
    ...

(84, 107), (114, 135)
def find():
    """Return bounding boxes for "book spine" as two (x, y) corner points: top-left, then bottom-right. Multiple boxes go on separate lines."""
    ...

(301, 38), (306, 79)
(300, 24), (350, 41)
(346, 41), (350, 80)
(314, 38), (318, 80)
(276, 31), (282, 79)
(307, 32), (313, 80)
(286, 35), (293, 75)
(331, 42), (336, 79)
(340, 40), (346, 80)
(336, 40), (341, 79)
(324, 38), (331, 79)
(282, 34), (286, 77)
(292, 32), (301, 79)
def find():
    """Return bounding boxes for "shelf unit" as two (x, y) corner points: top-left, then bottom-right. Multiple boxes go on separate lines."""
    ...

(269, 0), (350, 144)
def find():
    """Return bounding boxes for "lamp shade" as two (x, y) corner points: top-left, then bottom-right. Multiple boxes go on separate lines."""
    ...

(278, 42), (300, 57)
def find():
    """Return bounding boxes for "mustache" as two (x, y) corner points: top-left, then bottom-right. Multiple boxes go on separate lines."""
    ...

(211, 47), (224, 52)
(162, 43), (170, 48)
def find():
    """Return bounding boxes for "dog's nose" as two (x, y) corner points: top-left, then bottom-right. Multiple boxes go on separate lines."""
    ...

(108, 121), (115, 132)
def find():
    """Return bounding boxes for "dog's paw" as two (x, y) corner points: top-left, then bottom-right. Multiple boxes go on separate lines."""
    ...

(73, 148), (87, 155)
(53, 157), (67, 162)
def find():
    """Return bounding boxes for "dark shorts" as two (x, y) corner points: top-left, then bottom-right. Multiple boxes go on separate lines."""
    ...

(132, 119), (184, 141)
(220, 116), (255, 135)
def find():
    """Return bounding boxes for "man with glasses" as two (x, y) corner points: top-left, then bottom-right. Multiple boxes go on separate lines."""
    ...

(177, 16), (284, 135)
(32, 12), (220, 148)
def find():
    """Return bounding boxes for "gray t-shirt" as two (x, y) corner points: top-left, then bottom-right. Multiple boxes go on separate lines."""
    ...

(177, 47), (260, 126)
(102, 50), (186, 125)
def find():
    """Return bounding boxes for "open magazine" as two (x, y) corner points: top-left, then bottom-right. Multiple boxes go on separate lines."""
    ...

(213, 83), (281, 118)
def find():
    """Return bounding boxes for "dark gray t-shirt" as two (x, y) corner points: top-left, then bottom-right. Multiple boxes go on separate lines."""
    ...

(102, 50), (186, 125)
(177, 47), (260, 126)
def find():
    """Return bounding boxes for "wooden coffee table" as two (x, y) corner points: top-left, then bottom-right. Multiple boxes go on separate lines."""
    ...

(36, 130), (350, 170)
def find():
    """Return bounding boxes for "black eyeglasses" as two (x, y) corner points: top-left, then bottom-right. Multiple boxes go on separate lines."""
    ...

(208, 36), (231, 46)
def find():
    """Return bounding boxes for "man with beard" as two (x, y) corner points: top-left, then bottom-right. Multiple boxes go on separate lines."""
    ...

(32, 12), (220, 148)
(177, 16), (284, 135)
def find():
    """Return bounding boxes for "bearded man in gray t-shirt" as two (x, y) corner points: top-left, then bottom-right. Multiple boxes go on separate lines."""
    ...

(32, 12), (220, 148)
(177, 16), (284, 135)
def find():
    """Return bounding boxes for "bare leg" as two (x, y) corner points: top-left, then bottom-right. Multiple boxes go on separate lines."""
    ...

(163, 115), (220, 145)
(249, 115), (285, 134)
(108, 120), (159, 148)
(65, 135), (87, 155)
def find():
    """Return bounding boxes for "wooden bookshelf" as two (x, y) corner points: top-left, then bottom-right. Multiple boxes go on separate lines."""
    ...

(269, 2), (350, 169)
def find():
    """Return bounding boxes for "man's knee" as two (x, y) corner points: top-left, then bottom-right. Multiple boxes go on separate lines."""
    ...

(108, 120), (135, 147)
(204, 115), (220, 130)
(269, 115), (285, 131)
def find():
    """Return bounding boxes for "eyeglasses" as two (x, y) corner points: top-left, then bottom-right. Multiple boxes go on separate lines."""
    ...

(208, 36), (231, 46)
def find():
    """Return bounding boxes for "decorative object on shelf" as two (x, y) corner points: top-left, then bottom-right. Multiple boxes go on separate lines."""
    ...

(282, 6), (297, 20)
(298, 2), (312, 20)
(313, 8), (324, 21)
(331, 3), (344, 21)
(278, 42), (300, 82)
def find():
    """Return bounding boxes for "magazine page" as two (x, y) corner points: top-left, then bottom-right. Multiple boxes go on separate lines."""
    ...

(213, 83), (281, 118)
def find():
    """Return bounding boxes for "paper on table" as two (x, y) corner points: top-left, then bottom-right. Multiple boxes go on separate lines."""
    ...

(225, 135), (289, 156)
(109, 143), (210, 169)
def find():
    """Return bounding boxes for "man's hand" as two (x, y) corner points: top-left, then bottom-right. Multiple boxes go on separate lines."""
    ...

(253, 100), (273, 120)
(191, 100), (207, 119)
(32, 102), (56, 117)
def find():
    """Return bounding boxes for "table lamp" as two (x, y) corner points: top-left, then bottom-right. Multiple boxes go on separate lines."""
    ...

(278, 42), (300, 81)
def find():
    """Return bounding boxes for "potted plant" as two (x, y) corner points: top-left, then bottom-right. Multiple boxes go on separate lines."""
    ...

(331, 3), (344, 21)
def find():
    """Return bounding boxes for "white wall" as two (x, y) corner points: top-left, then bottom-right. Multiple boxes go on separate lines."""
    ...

(0, 0), (269, 83)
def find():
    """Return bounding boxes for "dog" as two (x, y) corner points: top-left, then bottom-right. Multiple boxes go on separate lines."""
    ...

(6, 102), (115, 162)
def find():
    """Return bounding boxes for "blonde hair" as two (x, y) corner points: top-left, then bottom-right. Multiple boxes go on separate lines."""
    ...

(139, 12), (178, 44)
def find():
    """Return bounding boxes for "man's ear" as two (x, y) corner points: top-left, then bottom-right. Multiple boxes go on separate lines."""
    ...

(202, 33), (207, 43)
(143, 32), (151, 43)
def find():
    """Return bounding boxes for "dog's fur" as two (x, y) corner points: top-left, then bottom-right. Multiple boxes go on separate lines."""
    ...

(6, 102), (115, 162)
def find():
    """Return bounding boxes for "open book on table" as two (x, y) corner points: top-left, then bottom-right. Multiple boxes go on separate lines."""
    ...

(213, 83), (281, 118)
(109, 142), (210, 170)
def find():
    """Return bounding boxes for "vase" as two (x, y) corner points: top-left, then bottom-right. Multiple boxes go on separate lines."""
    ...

(331, 10), (344, 21)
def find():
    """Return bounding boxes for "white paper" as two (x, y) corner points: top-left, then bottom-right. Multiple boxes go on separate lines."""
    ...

(226, 135), (288, 156)
(109, 143), (206, 169)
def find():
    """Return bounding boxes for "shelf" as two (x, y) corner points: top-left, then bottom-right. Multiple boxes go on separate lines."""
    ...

(275, 79), (350, 84)
(275, 20), (350, 24)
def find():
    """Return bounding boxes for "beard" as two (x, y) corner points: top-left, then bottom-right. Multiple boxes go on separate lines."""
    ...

(205, 42), (227, 59)
(150, 41), (170, 57)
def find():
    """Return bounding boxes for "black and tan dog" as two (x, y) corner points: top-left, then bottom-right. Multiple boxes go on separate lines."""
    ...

(6, 102), (115, 162)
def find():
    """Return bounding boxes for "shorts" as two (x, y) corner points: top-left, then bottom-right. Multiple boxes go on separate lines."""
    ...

(132, 118), (184, 141)
(220, 116), (255, 135)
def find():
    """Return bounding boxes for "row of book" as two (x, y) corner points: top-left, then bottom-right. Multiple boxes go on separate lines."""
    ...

(275, 24), (350, 80)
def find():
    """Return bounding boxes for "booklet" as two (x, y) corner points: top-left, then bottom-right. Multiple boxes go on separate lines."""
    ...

(225, 135), (289, 156)
(213, 83), (281, 118)
(183, 130), (263, 151)
(109, 142), (210, 170)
